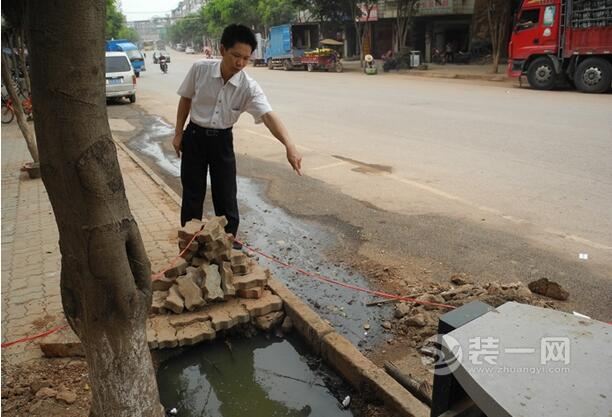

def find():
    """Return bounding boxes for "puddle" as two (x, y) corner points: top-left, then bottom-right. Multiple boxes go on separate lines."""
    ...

(156, 334), (354, 417)
(331, 155), (393, 174)
(128, 116), (392, 346)
(128, 116), (180, 177)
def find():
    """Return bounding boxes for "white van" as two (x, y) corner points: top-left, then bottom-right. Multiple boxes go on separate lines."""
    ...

(105, 51), (136, 103)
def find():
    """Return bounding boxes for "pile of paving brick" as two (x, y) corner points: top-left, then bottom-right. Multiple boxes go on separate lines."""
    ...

(146, 217), (289, 349)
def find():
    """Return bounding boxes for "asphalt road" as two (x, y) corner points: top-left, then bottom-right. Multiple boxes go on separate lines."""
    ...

(124, 51), (612, 319)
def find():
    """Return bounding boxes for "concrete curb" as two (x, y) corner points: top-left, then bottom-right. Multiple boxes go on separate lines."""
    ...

(401, 70), (508, 82)
(115, 135), (430, 416)
(268, 278), (429, 417)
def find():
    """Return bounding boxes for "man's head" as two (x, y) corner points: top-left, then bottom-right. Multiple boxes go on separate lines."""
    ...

(220, 24), (257, 76)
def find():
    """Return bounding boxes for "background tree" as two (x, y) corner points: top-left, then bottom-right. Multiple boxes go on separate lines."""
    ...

(167, 0), (299, 47)
(2, 5), (38, 164)
(394, 0), (419, 52)
(257, 0), (299, 29)
(486, 0), (512, 73)
(106, 0), (139, 42)
(1, 52), (38, 163)
(5, 0), (165, 415)
(351, 0), (378, 63)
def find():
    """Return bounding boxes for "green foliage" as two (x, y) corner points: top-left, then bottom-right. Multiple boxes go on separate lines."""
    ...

(106, 0), (135, 40)
(167, 13), (205, 45)
(167, 0), (297, 44)
(118, 26), (140, 42)
(294, 0), (352, 23)
(257, 0), (298, 27)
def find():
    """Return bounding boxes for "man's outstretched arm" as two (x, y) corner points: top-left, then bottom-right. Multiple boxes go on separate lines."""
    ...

(261, 111), (302, 176)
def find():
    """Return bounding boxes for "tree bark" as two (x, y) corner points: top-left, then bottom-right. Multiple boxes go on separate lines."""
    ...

(1, 52), (39, 163)
(24, 1), (163, 416)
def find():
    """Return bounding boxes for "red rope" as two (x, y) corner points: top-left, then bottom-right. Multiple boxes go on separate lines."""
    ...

(235, 239), (456, 310)
(6, 230), (609, 349)
(1, 324), (68, 348)
(150, 229), (203, 280)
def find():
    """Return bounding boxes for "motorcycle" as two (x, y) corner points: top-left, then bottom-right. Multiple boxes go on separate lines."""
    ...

(432, 48), (446, 65)
(159, 57), (168, 74)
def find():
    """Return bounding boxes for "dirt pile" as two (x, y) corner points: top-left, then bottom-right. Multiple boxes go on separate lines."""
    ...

(1, 359), (90, 417)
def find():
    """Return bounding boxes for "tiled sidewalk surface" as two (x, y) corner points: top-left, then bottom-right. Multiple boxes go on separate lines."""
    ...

(1, 124), (180, 365)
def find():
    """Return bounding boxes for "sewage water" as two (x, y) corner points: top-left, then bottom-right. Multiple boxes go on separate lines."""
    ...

(156, 334), (354, 417)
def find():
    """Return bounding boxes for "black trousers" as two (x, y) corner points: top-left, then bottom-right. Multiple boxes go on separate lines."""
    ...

(180, 121), (239, 236)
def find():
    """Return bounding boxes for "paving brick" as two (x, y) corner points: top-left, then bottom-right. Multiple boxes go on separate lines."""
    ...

(168, 310), (211, 328)
(237, 287), (264, 299)
(176, 321), (216, 346)
(177, 220), (204, 241)
(207, 299), (250, 331)
(219, 262), (236, 297)
(176, 275), (205, 311)
(163, 285), (185, 314)
(151, 290), (168, 314)
(149, 316), (177, 349)
(201, 264), (224, 302)
(232, 265), (268, 290)
(240, 290), (283, 317)
(152, 277), (175, 291)
(164, 258), (189, 278)
(255, 311), (285, 332)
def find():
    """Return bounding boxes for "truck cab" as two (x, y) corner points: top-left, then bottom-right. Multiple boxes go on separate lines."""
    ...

(508, 0), (612, 93)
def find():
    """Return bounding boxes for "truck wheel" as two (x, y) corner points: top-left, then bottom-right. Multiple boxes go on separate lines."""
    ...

(129, 94), (136, 103)
(527, 57), (556, 90)
(575, 58), (612, 94)
(283, 60), (293, 71)
(267, 59), (274, 70)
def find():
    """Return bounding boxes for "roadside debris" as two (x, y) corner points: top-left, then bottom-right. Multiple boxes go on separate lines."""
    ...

(528, 278), (570, 301)
(341, 395), (351, 408)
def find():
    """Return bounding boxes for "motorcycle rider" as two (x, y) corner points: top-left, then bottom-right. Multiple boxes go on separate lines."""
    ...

(159, 54), (168, 73)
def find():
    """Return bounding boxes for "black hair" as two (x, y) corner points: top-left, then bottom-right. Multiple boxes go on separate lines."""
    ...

(220, 24), (257, 53)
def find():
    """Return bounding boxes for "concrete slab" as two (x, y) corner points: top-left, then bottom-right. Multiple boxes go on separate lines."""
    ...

(443, 302), (612, 417)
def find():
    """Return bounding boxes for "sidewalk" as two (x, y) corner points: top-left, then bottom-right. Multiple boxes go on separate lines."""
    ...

(342, 60), (509, 82)
(407, 63), (508, 82)
(1, 123), (180, 365)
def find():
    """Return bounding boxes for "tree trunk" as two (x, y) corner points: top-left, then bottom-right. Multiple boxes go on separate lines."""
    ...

(487, 0), (510, 74)
(1, 53), (39, 163)
(17, 28), (32, 94)
(25, 1), (164, 416)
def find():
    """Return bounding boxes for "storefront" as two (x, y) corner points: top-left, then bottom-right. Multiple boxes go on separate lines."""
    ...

(412, 0), (475, 62)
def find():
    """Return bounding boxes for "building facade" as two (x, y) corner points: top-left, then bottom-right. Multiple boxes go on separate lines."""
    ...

(128, 17), (171, 43)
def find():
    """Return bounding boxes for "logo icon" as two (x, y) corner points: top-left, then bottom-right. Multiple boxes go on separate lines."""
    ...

(420, 334), (463, 376)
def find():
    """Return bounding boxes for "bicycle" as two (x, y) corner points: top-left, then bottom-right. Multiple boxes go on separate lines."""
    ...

(1, 92), (33, 124)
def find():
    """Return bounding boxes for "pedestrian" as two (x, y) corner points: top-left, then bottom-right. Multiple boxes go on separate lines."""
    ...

(173, 24), (302, 249)
(445, 42), (454, 63)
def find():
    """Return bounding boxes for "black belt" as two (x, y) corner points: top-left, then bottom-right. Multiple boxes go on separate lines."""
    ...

(188, 121), (232, 136)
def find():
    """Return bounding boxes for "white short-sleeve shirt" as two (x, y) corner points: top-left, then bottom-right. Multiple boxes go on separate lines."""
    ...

(176, 60), (273, 129)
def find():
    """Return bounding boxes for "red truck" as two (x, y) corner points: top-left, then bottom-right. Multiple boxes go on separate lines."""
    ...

(508, 0), (612, 93)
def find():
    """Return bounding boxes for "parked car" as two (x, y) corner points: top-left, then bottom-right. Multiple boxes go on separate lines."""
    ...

(152, 51), (171, 64)
(185, 46), (195, 54)
(176, 43), (185, 52)
(105, 52), (136, 103)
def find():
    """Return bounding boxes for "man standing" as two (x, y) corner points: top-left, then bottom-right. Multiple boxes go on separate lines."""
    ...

(173, 24), (302, 248)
